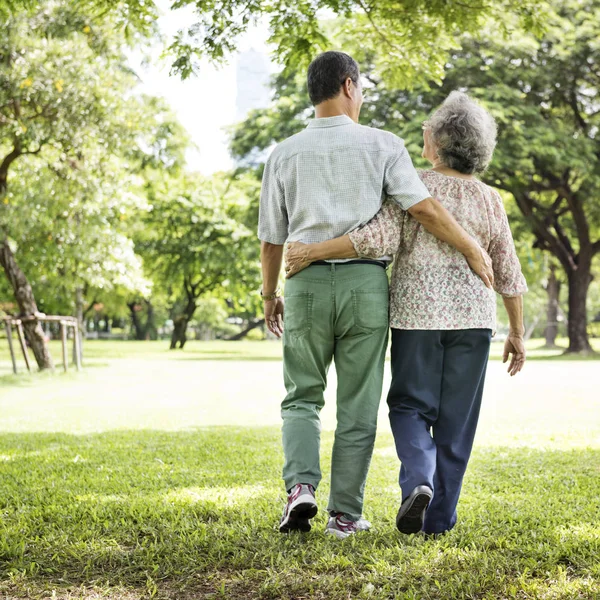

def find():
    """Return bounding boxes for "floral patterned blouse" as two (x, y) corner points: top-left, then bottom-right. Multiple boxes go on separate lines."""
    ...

(348, 170), (528, 331)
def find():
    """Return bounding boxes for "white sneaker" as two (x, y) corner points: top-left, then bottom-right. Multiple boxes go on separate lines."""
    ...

(279, 483), (318, 533)
(325, 513), (372, 539)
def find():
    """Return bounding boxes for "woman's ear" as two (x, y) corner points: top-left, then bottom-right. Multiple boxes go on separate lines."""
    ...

(422, 129), (438, 163)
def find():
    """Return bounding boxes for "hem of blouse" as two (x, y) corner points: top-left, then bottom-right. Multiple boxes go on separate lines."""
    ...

(389, 321), (496, 331)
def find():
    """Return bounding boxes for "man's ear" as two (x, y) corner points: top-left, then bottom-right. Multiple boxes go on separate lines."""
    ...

(341, 78), (353, 99)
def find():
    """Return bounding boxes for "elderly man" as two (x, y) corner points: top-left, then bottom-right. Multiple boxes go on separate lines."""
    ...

(258, 51), (493, 538)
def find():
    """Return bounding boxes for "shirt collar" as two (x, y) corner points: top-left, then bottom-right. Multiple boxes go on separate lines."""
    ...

(306, 115), (355, 129)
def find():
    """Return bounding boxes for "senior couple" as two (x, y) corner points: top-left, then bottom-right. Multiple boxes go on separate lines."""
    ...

(258, 51), (527, 539)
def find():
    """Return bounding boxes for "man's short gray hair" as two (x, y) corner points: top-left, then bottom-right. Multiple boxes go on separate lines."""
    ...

(428, 91), (497, 174)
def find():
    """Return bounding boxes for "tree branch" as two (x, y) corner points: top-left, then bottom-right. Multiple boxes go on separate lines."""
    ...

(568, 88), (588, 133)
(183, 275), (194, 299)
(83, 299), (98, 318)
(356, 0), (401, 51)
(0, 143), (23, 195)
(22, 145), (43, 156)
(514, 191), (577, 273)
(563, 189), (591, 251)
(552, 217), (576, 262)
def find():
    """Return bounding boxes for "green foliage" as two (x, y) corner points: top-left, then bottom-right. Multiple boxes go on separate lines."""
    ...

(0, 0), (550, 87)
(245, 326), (265, 340)
(168, 0), (548, 87)
(0, 0), (159, 38)
(3, 151), (150, 313)
(0, 5), (133, 170)
(0, 1), (192, 318)
(191, 297), (228, 327)
(137, 170), (262, 315)
(231, 0), (600, 344)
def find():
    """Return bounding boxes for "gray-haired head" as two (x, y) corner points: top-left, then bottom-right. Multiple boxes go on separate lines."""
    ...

(427, 91), (497, 174)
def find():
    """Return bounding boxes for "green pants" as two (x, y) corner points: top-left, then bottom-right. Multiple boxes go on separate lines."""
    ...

(282, 263), (389, 521)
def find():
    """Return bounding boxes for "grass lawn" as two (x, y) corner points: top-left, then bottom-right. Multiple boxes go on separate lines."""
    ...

(0, 340), (598, 599)
(1, 337), (600, 377)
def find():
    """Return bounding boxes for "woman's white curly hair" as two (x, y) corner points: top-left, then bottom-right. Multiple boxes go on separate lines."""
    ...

(428, 91), (497, 174)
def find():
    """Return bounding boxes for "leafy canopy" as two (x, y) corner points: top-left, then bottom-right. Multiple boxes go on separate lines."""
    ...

(1, 0), (549, 88)
(136, 170), (262, 316)
(0, 1), (190, 312)
(167, 0), (548, 87)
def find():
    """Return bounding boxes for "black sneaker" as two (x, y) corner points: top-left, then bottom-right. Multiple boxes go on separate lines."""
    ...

(396, 485), (433, 534)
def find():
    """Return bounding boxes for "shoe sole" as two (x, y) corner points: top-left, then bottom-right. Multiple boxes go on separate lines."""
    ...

(279, 502), (318, 533)
(396, 492), (432, 534)
(325, 527), (352, 540)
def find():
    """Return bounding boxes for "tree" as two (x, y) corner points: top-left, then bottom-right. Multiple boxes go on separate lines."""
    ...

(137, 171), (261, 349)
(231, 1), (600, 354)
(166, 0), (547, 86)
(443, 2), (600, 353)
(8, 0), (546, 85)
(0, 2), (186, 367)
(0, 3), (131, 366)
(0, 0), (159, 36)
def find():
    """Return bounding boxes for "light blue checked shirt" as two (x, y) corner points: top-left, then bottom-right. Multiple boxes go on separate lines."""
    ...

(258, 115), (431, 261)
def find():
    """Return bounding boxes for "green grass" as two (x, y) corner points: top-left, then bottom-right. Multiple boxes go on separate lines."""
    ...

(0, 430), (598, 600)
(1, 337), (599, 380)
(0, 341), (598, 599)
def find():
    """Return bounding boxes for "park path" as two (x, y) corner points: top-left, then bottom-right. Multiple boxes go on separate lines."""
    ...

(0, 358), (597, 448)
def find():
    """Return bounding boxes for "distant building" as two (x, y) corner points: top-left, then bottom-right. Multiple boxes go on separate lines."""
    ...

(236, 48), (271, 121)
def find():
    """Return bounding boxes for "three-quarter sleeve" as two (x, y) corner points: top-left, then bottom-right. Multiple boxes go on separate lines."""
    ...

(348, 201), (404, 258)
(258, 153), (288, 244)
(488, 191), (528, 297)
(384, 139), (432, 210)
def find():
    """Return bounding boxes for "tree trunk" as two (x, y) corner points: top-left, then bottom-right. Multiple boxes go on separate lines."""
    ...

(0, 238), (54, 369)
(543, 266), (561, 348)
(226, 318), (266, 341)
(93, 312), (101, 333)
(170, 299), (197, 349)
(128, 302), (145, 340)
(170, 316), (188, 349)
(566, 266), (593, 354)
(128, 300), (157, 340)
(143, 300), (157, 340)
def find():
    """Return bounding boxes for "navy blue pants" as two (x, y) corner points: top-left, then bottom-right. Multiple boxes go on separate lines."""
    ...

(387, 328), (492, 534)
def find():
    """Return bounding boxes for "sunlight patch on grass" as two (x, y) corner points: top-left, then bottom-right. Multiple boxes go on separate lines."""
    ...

(554, 523), (600, 542)
(532, 574), (599, 600)
(75, 493), (128, 505)
(164, 484), (267, 506)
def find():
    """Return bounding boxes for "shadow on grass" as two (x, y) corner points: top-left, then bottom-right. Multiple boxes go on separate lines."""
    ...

(0, 427), (598, 599)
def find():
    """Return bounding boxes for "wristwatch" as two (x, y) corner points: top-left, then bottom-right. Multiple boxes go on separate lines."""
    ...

(260, 288), (282, 301)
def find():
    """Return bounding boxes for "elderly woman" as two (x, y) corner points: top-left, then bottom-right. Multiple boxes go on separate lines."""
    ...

(285, 91), (527, 536)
